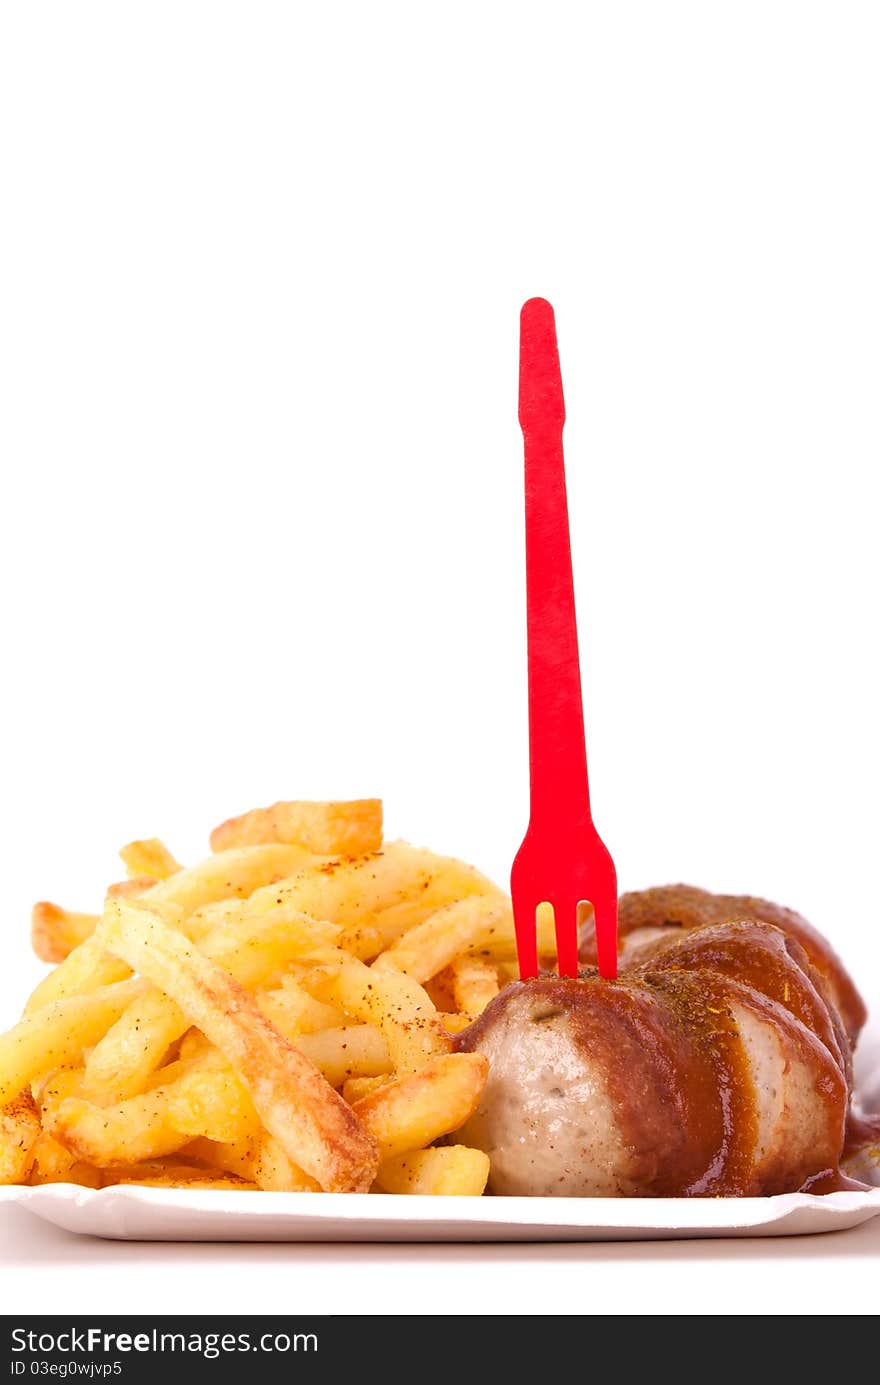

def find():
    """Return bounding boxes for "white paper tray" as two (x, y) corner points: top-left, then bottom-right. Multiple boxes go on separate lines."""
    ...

(3, 1180), (879, 1242)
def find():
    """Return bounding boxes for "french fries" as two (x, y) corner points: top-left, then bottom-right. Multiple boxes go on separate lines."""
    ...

(144, 843), (317, 914)
(248, 842), (501, 946)
(307, 952), (452, 1074)
(83, 909), (340, 1103)
(24, 936), (132, 1016)
(0, 979), (144, 1104)
(24, 843), (311, 1018)
(97, 900), (379, 1192)
(0, 800), (512, 1197)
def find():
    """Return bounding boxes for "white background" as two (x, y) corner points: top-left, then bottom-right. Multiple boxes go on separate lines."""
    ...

(1, 1), (878, 1315)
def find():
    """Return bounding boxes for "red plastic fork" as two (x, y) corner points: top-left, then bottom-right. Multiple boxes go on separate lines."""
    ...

(511, 298), (618, 981)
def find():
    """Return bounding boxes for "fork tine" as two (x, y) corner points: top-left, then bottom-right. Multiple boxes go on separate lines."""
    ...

(553, 902), (579, 978)
(511, 894), (539, 981)
(589, 876), (619, 981)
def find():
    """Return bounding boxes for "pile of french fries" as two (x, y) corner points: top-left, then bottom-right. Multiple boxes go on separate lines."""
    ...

(0, 799), (553, 1195)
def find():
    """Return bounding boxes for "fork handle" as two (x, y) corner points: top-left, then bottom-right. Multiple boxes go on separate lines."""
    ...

(519, 298), (592, 834)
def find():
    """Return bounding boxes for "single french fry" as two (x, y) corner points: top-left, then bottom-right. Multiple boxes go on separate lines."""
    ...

(0, 1093), (41, 1184)
(104, 1167), (256, 1190)
(83, 909), (340, 1103)
(106, 877), (157, 899)
(252, 1136), (322, 1192)
(292, 1026), (391, 1087)
(99, 1158), (234, 1185)
(30, 1145), (101, 1188)
(468, 900), (558, 963)
(50, 1092), (192, 1166)
(438, 1012), (473, 1035)
(210, 799), (383, 856)
(182, 1134), (261, 1183)
(342, 1075), (389, 1105)
(165, 1063), (261, 1143)
(184, 1135), (319, 1192)
(373, 896), (513, 983)
(308, 953), (452, 1074)
(256, 983), (345, 1037)
(0, 979), (144, 1105)
(97, 900), (378, 1192)
(352, 1053), (489, 1159)
(31, 904), (99, 964)
(119, 838), (182, 881)
(375, 1146), (490, 1195)
(450, 955), (500, 1017)
(24, 936), (132, 1017)
(82, 988), (192, 1103)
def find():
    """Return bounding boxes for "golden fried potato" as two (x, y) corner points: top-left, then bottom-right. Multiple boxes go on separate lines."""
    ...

(450, 955), (500, 1017)
(106, 877), (157, 899)
(31, 903), (98, 964)
(373, 896), (512, 982)
(248, 842), (500, 946)
(341, 1075), (389, 1105)
(0, 979), (143, 1104)
(28, 1133), (98, 1186)
(210, 799), (383, 856)
(0, 1093), (41, 1184)
(256, 983), (345, 1037)
(308, 952), (452, 1074)
(3, 801), (524, 1197)
(375, 1145), (490, 1195)
(24, 845), (318, 1023)
(84, 908), (340, 1103)
(184, 1135), (319, 1192)
(24, 936), (133, 1016)
(50, 1091), (191, 1166)
(97, 900), (378, 1192)
(293, 1025), (391, 1087)
(352, 1053), (488, 1159)
(119, 838), (182, 881)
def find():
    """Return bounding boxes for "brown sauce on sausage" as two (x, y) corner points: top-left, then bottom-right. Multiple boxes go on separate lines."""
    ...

(580, 885), (867, 1046)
